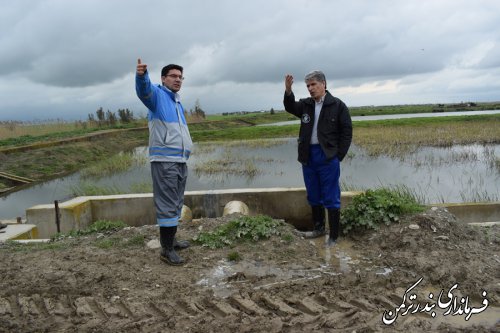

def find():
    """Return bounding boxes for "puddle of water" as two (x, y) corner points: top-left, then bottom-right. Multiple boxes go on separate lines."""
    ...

(314, 237), (391, 277)
(197, 238), (394, 298)
(196, 259), (322, 298)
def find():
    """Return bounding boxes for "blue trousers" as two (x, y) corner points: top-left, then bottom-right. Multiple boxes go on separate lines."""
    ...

(302, 144), (341, 209)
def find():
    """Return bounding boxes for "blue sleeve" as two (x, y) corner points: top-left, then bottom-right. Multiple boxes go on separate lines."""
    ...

(135, 71), (157, 111)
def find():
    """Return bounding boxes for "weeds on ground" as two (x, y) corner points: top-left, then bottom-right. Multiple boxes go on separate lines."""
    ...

(227, 251), (242, 261)
(2, 240), (71, 252)
(194, 215), (285, 249)
(341, 187), (425, 235)
(2, 220), (129, 252)
(95, 235), (145, 249)
(53, 219), (128, 239)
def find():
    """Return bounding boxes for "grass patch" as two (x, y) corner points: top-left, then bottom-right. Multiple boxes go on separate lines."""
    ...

(194, 215), (284, 249)
(280, 232), (294, 243)
(191, 124), (298, 142)
(353, 115), (500, 157)
(3, 240), (71, 252)
(227, 251), (242, 261)
(70, 181), (153, 196)
(0, 130), (148, 181)
(70, 182), (124, 196)
(81, 152), (147, 179)
(94, 235), (145, 249)
(193, 155), (260, 177)
(53, 219), (127, 239)
(341, 187), (425, 235)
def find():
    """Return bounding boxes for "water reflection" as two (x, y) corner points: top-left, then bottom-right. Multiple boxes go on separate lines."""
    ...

(1, 138), (498, 219)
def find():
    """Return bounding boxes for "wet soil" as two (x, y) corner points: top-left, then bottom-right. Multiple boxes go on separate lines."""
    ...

(0, 207), (499, 332)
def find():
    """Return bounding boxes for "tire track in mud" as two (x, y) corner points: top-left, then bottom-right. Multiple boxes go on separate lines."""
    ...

(0, 292), (410, 331)
(0, 291), (482, 331)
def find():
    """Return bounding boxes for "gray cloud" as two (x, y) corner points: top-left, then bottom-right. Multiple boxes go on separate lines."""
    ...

(0, 0), (499, 120)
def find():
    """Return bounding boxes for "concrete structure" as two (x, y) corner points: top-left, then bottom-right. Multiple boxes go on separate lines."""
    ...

(25, 188), (361, 239)
(435, 202), (500, 224)
(0, 223), (38, 242)
(22, 188), (500, 239)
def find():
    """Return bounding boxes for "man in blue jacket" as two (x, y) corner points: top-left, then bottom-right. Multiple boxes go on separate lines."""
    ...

(283, 70), (352, 245)
(136, 58), (193, 265)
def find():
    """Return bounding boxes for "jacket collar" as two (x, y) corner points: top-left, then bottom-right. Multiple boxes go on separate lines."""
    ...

(305, 90), (335, 106)
(158, 84), (181, 102)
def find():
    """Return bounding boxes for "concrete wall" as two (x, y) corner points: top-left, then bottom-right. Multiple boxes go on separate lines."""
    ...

(435, 202), (500, 223)
(26, 188), (360, 238)
(25, 188), (500, 239)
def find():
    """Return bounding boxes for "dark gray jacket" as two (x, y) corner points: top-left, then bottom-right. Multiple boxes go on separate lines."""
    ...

(283, 90), (352, 164)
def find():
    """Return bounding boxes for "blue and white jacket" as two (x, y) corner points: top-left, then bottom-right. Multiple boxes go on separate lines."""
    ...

(136, 71), (193, 163)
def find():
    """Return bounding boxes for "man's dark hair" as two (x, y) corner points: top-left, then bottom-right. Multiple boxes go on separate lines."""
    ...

(161, 64), (183, 77)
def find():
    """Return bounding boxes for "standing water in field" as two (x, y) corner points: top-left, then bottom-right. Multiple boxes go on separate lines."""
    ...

(0, 138), (498, 219)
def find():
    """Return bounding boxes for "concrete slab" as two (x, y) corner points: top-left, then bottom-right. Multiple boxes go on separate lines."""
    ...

(468, 221), (500, 227)
(0, 224), (38, 242)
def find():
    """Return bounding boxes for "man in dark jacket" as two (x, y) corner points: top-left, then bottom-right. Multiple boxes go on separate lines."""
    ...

(283, 70), (352, 245)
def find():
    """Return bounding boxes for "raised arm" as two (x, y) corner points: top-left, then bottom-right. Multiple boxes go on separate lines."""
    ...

(283, 74), (302, 118)
(135, 58), (156, 111)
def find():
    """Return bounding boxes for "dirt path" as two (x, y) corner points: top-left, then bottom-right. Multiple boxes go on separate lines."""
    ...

(0, 207), (498, 332)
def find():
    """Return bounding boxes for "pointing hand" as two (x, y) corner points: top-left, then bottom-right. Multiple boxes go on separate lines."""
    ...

(136, 58), (147, 76)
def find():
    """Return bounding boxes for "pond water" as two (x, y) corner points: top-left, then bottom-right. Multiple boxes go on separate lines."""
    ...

(1, 138), (498, 219)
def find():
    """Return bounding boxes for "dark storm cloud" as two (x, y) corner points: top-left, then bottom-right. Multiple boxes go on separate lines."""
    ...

(0, 0), (499, 120)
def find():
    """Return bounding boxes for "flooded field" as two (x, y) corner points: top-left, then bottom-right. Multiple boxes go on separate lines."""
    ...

(1, 138), (498, 219)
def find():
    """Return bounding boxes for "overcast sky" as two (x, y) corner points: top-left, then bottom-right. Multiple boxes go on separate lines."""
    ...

(1, 0), (500, 121)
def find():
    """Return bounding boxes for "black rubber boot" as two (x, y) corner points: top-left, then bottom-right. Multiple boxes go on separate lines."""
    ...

(327, 208), (340, 246)
(297, 205), (326, 239)
(173, 239), (190, 250)
(159, 227), (185, 266)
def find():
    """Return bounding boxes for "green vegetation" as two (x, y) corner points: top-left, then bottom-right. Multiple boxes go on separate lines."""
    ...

(0, 130), (148, 181)
(70, 181), (152, 196)
(227, 251), (242, 261)
(70, 183), (123, 196)
(95, 235), (145, 249)
(81, 152), (147, 179)
(353, 115), (500, 157)
(349, 101), (500, 116)
(3, 240), (71, 252)
(3, 220), (130, 252)
(0, 121), (147, 148)
(280, 232), (294, 243)
(54, 219), (128, 239)
(192, 113), (500, 144)
(341, 187), (425, 235)
(191, 123), (298, 142)
(193, 155), (260, 178)
(194, 215), (285, 249)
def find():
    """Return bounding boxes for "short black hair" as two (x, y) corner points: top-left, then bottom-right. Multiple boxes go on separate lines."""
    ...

(161, 64), (183, 77)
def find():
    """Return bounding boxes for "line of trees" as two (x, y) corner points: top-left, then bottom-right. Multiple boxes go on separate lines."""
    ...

(88, 107), (135, 126)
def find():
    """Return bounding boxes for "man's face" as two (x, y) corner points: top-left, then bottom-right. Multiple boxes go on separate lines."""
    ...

(161, 69), (183, 93)
(306, 79), (326, 101)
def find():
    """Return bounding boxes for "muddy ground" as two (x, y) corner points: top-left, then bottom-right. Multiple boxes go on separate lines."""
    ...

(0, 207), (499, 332)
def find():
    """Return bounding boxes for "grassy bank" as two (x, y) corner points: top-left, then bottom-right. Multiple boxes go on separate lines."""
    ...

(0, 120), (147, 147)
(0, 130), (148, 181)
(193, 114), (500, 144)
